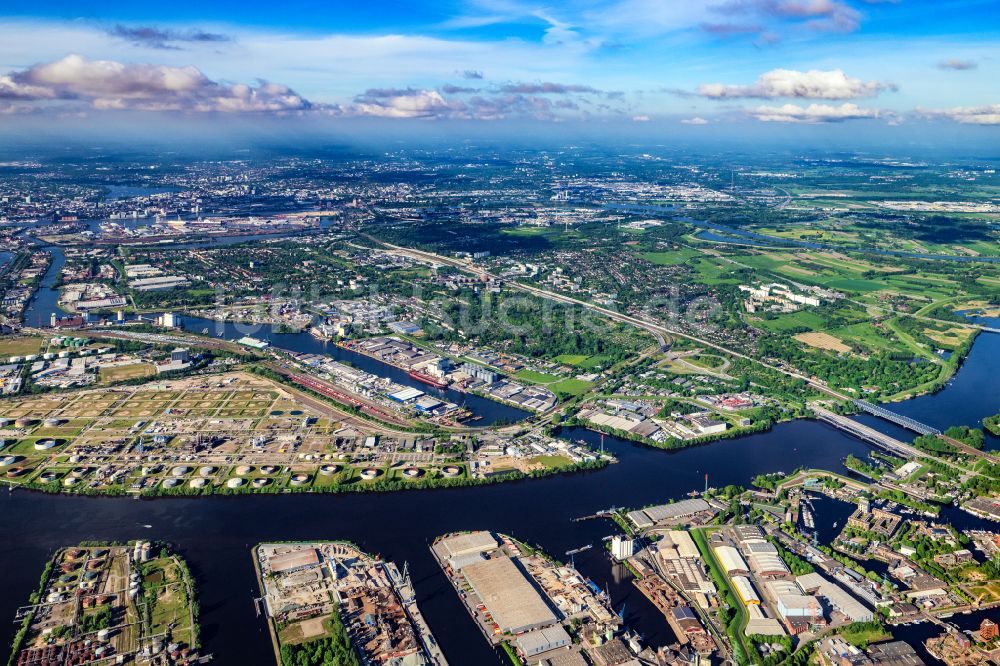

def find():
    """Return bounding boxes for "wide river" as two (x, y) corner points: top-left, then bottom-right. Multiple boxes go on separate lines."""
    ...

(5, 240), (1000, 664)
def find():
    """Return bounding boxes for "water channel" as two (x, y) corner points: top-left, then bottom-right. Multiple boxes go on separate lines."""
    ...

(4, 235), (999, 664)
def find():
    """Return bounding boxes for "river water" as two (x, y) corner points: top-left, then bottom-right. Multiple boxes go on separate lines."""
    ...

(5, 239), (1000, 664)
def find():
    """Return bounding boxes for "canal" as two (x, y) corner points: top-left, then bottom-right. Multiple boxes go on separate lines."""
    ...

(20, 242), (531, 427)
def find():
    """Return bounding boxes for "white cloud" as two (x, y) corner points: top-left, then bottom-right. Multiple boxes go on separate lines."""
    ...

(681, 116), (709, 124)
(920, 104), (1000, 125)
(632, 114), (650, 121)
(5, 54), (311, 113)
(698, 68), (892, 99)
(0, 74), (56, 100)
(351, 88), (461, 118)
(749, 102), (880, 122)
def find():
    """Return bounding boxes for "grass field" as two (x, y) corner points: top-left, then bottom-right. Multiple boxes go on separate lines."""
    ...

(641, 248), (700, 265)
(550, 378), (593, 396)
(534, 454), (573, 469)
(753, 310), (830, 333)
(690, 257), (742, 285)
(833, 322), (909, 354)
(553, 354), (590, 366)
(0, 336), (43, 356)
(514, 369), (561, 383)
(577, 355), (613, 369)
(99, 363), (156, 384)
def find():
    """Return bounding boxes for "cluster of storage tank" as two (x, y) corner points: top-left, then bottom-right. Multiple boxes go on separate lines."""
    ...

(132, 541), (153, 564)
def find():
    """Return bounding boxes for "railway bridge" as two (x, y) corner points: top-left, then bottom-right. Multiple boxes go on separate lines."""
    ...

(852, 399), (940, 436)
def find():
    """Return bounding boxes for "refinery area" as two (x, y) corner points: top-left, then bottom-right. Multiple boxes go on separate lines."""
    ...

(0, 371), (605, 495)
(254, 542), (447, 666)
(10, 542), (200, 666)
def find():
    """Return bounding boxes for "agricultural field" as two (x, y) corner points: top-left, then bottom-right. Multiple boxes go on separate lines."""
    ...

(793, 331), (851, 353)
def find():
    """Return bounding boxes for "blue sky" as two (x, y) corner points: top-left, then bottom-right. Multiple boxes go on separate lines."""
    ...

(0, 0), (997, 128)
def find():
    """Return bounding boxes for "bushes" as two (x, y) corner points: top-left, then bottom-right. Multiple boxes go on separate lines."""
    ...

(280, 609), (359, 666)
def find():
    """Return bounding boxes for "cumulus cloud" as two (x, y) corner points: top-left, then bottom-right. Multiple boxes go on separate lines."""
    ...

(0, 74), (57, 101)
(0, 55), (613, 122)
(681, 116), (709, 124)
(920, 104), (1000, 125)
(2, 54), (310, 112)
(749, 102), (880, 122)
(351, 88), (463, 118)
(108, 25), (231, 50)
(937, 58), (978, 71)
(697, 68), (893, 99)
(461, 70), (484, 79)
(632, 114), (650, 122)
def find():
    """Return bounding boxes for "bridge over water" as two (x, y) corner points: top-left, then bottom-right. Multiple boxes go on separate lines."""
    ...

(852, 399), (941, 436)
(813, 406), (922, 459)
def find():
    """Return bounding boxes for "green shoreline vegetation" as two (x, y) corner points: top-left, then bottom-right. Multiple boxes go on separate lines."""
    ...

(8, 458), (610, 498)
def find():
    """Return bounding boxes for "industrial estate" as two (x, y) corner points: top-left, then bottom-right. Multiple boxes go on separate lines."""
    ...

(1, 142), (999, 666)
(254, 542), (447, 666)
(9, 542), (201, 666)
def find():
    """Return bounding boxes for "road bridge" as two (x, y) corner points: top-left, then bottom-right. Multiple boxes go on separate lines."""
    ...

(812, 405), (925, 460)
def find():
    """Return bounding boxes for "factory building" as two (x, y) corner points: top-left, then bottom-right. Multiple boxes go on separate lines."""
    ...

(267, 548), (322, 574)
(611, 535), (636, 561)
(656, 531), (700, 560)
(713, 546), (750, 576)
(776, 594), (823, 620)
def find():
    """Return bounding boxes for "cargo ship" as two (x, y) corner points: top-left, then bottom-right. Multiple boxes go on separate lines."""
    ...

(408, 371), (449, 389)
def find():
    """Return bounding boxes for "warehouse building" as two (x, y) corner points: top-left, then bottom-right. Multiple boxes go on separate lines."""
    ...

(745, 605), (786, 637)
(437, 531), (499, 559)
(796, 572), (874, 623)
(746, 549), (790, 578)
(776, 594), (823, 620)
(626, 498), (713, 528)
(656, 531), (700, 560)
(731, 576), (761, 606)
(514, 625), (571, 658)
(462, 556), (558, 634)
(713, 546), (750, 576)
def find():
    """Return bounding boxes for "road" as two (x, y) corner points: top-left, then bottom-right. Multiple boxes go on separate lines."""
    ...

(811, 405), (930, 459)
(366, 236), (853, 402)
